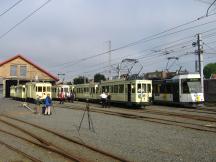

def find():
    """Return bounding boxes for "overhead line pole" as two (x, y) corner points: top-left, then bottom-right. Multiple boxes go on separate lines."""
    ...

(197, 34), (204, 94)
(108, 40), (112, 80)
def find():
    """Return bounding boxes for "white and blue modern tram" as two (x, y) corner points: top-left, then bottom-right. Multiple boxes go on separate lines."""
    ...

(153, 73), (204, 107)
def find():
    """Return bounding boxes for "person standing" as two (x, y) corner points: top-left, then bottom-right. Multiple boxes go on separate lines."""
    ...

(44, 94), (52, 115)
(107, 93), (111, 108)
(59, 90), (65, 104)
(35, 95), (41, 114)
(100, 92), (107, 108)
(70, 90), (75, 103)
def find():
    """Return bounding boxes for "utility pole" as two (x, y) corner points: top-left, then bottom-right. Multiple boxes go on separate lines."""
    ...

(108, 40), (112, 80)
(197, 34), (204, 94)
(117, 64), (121, 79)
(57, 73), (65, 83)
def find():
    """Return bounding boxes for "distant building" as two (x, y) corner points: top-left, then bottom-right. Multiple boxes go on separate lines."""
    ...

(210, 74), (216, 79)
(0, 54), (58, 97)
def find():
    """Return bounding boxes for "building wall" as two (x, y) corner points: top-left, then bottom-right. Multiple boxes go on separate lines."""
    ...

(204, 79), (216, 102)
(0, 78), (2, 97)
(0, 57), (54, 81)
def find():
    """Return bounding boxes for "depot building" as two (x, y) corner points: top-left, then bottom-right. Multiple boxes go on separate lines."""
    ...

(0, 54), (59, 97)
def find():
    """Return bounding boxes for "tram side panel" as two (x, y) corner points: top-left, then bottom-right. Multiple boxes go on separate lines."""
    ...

(74, 83), (99, 102)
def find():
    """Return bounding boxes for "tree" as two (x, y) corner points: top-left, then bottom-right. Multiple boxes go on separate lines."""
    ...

(73, 76), (88, 84)
(203, 63), (216, 79)
(94, 73), (106, 82)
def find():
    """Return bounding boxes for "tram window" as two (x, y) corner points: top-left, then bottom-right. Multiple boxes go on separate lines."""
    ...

(131, 84), (135, 93)
(153, 85), (158, 93)
(37, 87), (42, 92)
(119, 84), (124, 93)
(160, 84), (165, 93)
(148, 84), (151, 93)
(166, 84), (172, 93)
(96, 87), (99, 93)
(142, 84), (146, 93)
(182, 81), (190, 93)
(114, 85), (118, 93)
(86, 87), (89, 92)
(43, 87), (46, 92)
(105, 86), (109, 93)
(137, 84), (141, 93)
(110, 85), (114, 93)
(47, 87), (51, 92)
(102, 86), (106, 92)
(22, 88), (25, 92)
(64, 88), (68, 93)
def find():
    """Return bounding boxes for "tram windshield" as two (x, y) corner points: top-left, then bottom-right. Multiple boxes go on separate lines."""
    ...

(181, 78), (201, 93)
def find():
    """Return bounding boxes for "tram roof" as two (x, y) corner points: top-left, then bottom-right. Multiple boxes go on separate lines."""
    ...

(172, 73), (201, 80)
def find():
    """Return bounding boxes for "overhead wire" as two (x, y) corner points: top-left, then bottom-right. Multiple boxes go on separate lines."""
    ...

(0, 0), (52, 40)
(62, 13), (216, 78)
(51, 12), (216, 69)
(0, 0), (23, 18)
(60, 25), (216, 75)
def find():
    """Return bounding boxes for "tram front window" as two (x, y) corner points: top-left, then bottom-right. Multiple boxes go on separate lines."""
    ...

(181, 78), (201, 93)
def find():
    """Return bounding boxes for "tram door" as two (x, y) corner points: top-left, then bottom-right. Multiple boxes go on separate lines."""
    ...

(172, 83), (179, 102)
(127, 84), (131, 102)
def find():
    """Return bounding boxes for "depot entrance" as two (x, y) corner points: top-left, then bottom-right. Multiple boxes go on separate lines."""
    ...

(4, 80), (30, 98)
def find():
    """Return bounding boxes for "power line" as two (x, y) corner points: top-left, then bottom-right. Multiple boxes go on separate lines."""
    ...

(57, 16), (216, 70)
(203, 42), (216, 51)
(51, 12), (216, 69)
(0, 0), (52, 40)
(0, 0), (23, 18)
(206, 0), (216, 16)
(67, 33), (216, 78)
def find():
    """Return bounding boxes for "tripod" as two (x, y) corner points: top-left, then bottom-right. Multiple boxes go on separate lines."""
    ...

(78, 100), (95, 132)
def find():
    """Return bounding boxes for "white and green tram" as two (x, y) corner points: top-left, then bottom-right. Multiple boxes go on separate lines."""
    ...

(100, 79), (152, 107)
(153, 73), (204, 107)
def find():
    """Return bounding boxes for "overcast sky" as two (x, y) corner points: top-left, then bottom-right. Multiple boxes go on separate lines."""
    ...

(0, 0), (216, 80)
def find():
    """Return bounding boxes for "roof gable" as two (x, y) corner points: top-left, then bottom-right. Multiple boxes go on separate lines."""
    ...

(0, 54), (59, 81)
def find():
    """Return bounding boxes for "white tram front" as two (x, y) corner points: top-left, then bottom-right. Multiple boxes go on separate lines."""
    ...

(153, 73), (204, 107)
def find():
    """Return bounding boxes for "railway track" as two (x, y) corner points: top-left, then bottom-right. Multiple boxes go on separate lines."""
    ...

(178, 107), (216, 115)
(0, 140), (42, 162)
(55, 103), (216, 133)
(0, 114), (130, 162)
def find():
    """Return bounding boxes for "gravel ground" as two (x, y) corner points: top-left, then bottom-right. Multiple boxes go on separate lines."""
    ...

(0, 97), (216, 162)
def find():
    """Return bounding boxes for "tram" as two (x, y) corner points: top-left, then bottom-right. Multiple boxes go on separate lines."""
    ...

(100, 79), (152, 107)
(10, 85), (16, 98)
(73, 79), (152, 107)
(74, 82), (99, 102)
(25, 82), (52, 102)
(152, 73), (204, 107)
(52, 84), (71, 100)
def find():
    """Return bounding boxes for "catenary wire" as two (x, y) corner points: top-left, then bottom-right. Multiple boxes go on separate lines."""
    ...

(50, 12), (216, 69)
(0, 0), (23, 18)
(0, 0), (52, 40)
